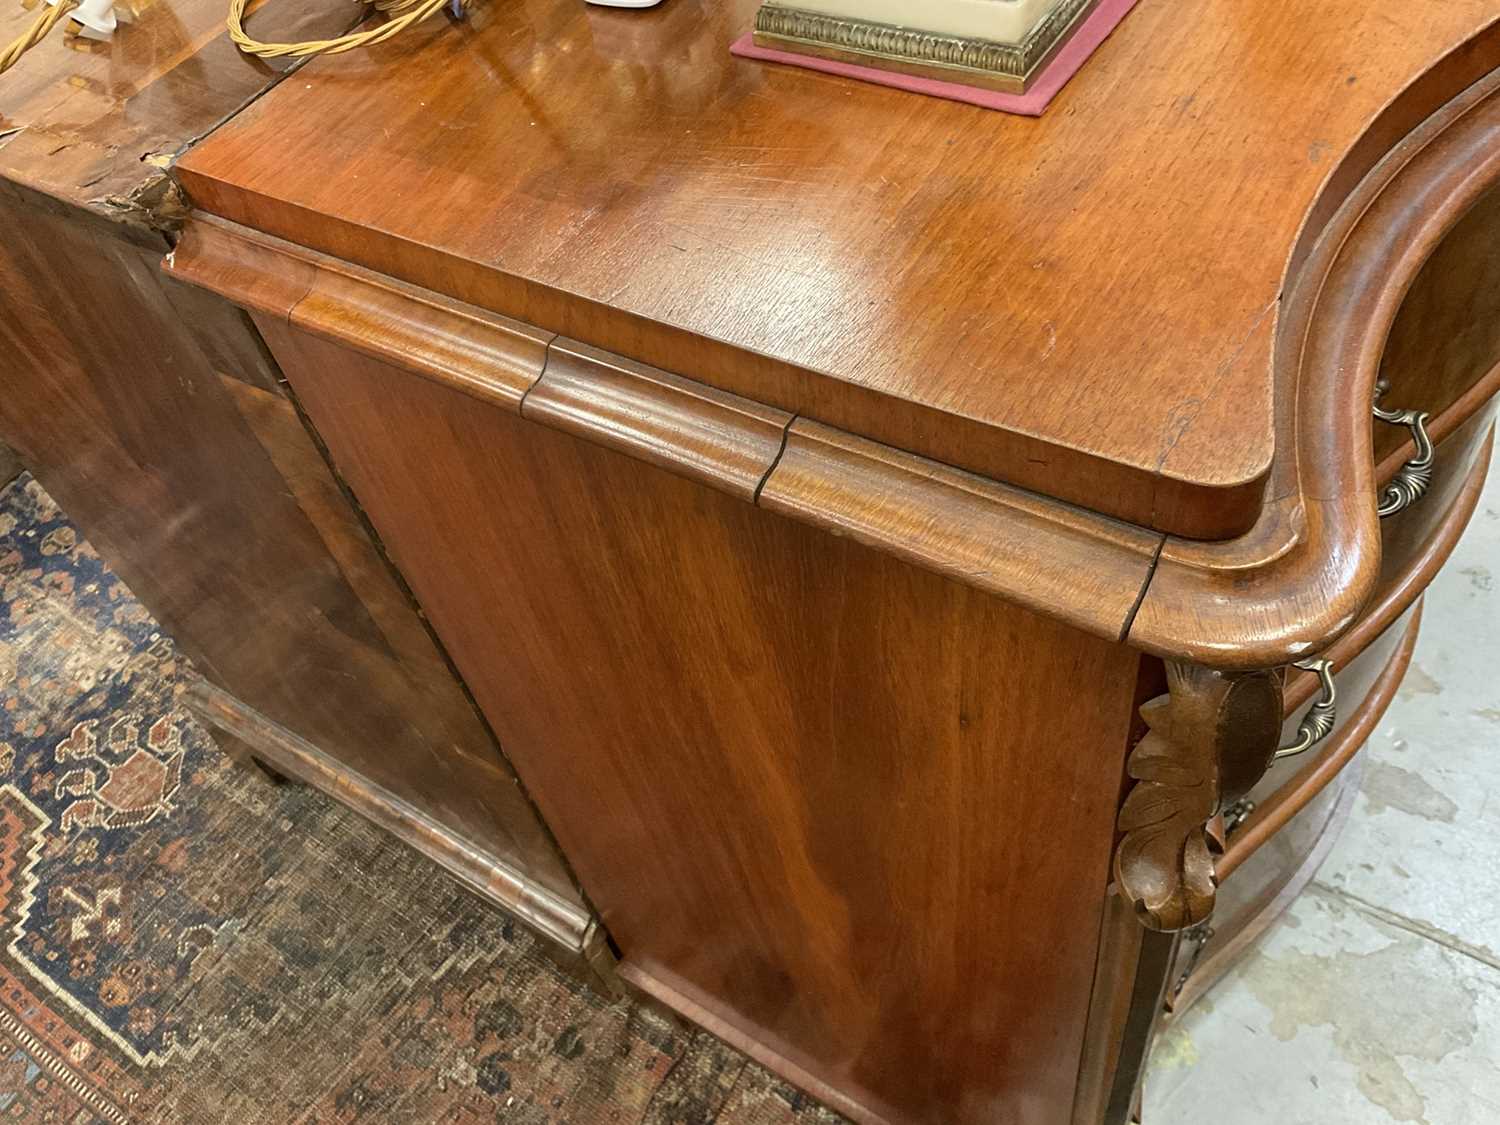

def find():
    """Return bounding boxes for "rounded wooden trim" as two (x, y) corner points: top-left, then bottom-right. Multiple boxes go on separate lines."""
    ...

(1131, 70), (1500, 669)
(1284, 426), (1491, 714)
(1286, 20), (1500, 284)
(1217, 599), (1422, 882)
(167, 214), (1165, 646)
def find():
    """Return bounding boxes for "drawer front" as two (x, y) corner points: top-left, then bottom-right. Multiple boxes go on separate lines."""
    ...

(1239, 412), (1495, 832)
(1376, 401), (1497, 591)
(1166, 601), (1422, 1017)
(1211, 417), (1494, 891)
(1168, 762), (1362, 1018)
(1162, 266), (1500, 1017)
(1249, 602), (1420, 823)
(1377, 182), (1500, 465)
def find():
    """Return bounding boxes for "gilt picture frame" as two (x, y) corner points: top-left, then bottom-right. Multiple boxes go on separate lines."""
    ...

(752, 0), (1103, 93)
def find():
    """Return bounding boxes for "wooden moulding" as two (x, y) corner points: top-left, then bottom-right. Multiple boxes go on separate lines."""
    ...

(165, 67), (1500, 669)
(523, 339), (792, 502)
(759, 420), (1161, 639)
(166, 213), (1163, 646)
(1285, 424), (1494, 716)
(1069, 890), (1149, 1125)
(1128, 69), (1500, 669)
(185, 678), (596, 953)
(168, 219), (551, 412)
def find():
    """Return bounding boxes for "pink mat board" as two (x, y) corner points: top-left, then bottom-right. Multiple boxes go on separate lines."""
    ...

(730, 0), (1139, 116)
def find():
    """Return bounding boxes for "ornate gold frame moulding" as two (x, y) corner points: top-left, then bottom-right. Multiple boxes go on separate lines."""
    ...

(752, 0), (1102, 94)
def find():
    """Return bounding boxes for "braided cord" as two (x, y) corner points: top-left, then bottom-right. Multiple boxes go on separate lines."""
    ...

(227, 0), (461, 60)
(0, 0), (79, 76)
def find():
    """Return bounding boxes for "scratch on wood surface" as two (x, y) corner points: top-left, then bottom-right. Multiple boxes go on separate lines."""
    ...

(1041, 321), (1058, 361)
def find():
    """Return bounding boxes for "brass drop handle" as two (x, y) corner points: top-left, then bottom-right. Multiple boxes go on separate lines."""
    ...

(1373, 379), (1434, 519)
(1275, 658), (1337, 760)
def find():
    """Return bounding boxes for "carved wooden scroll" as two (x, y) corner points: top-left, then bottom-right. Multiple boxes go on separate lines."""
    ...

(1114, 663), (1283, 931)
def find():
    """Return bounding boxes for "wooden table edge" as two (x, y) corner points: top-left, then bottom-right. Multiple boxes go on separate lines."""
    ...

(164, 67), (1500, 668)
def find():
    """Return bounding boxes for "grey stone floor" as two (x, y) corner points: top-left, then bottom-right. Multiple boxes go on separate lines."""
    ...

(1145, 469), (1500, 1124)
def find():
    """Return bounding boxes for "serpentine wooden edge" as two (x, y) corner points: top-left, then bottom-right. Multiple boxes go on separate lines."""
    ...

(163, 67), (1500, 670)
(1128, 66), (1500, 670)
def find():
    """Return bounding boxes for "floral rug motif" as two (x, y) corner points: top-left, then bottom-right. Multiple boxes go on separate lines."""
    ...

(0, 473), (842, 1125)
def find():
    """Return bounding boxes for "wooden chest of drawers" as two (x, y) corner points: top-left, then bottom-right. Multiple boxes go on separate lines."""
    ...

(150, 0), (1500, 1120)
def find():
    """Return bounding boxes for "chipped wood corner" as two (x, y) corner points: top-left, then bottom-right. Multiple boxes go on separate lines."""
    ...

(1114, 662), (1284, 931)
(101, 169), (191, 234)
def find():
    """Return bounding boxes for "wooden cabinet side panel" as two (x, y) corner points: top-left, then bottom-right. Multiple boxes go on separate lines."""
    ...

(267, 321), (1145, 1125)
(0, 186), (582, 909)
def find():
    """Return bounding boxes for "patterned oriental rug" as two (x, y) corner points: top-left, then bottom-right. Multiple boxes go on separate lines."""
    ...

(0, 474), (843, 1125)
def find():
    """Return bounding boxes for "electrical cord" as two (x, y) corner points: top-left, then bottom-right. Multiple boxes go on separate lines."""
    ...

(3, 0), (468, 78)
(227, 0), (469, 60)
(0, 0), (77, 76)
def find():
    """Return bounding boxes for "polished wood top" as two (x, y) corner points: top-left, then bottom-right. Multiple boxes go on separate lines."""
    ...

(0, 0), (348, 228)
(174, 0), (1499, 537)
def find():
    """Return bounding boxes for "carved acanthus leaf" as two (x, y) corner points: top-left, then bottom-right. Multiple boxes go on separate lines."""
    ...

(1114, 663), (1282, 931)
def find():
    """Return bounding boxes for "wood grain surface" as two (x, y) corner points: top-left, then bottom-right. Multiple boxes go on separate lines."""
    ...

(0, 180), (585, 917)
(0, 0), (352, 230)
(171, 0), (1500, 538)
(166, 214), (1167, 646)
(261, 314), (1149, 1125)
(1127, 70), (1500, 668)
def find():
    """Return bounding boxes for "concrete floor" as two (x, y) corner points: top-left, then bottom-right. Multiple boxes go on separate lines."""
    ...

(1144, 468), (1500, 1124)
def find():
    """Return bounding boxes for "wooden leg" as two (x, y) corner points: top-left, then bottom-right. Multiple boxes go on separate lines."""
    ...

(581, 923), (626, 999)
(208, 727), (290, 785)
(0, 440), (23, 490)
